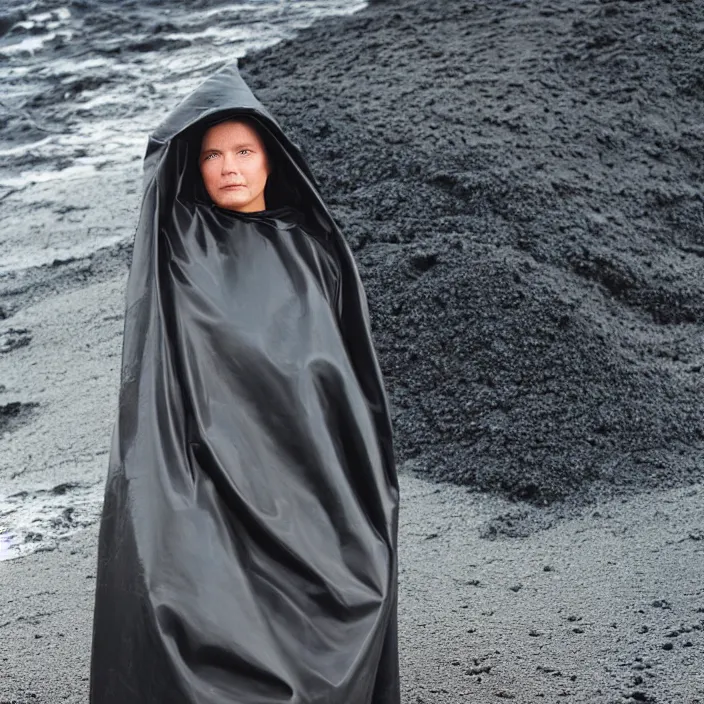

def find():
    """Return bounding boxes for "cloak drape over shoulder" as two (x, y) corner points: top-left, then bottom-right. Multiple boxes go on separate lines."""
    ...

(89, 63), (400, 703)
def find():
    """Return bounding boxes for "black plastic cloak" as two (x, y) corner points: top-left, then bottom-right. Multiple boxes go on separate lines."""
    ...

(89, 63), (400, 704)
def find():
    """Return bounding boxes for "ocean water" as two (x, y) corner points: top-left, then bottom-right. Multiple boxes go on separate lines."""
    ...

(0, 0), (366, 560)
(0, 0), (366, 275)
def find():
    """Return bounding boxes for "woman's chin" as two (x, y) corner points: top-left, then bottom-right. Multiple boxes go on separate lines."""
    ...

(214, 192), (268, 213)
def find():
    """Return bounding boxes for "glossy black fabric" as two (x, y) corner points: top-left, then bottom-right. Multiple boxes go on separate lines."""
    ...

(89, 63), (400, 703)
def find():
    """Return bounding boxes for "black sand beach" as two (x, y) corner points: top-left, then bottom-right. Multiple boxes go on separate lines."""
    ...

(1, 0), (704, 701)
(239, 0), (704, 507)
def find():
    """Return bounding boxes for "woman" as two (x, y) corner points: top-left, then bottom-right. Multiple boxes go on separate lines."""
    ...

(89, 62), (400, 704)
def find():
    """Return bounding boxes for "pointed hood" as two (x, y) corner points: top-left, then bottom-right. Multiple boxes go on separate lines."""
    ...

(143, 62), (322, 222)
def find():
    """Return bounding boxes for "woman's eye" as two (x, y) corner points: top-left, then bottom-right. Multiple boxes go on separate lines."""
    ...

(239, 149), (251, 155)
(203, 153), (217, 161)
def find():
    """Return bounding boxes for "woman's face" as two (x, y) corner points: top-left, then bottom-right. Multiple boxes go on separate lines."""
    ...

(199, 119), (271, 213)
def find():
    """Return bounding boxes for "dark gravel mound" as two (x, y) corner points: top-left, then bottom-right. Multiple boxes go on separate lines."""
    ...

(245, 0), (704, 504)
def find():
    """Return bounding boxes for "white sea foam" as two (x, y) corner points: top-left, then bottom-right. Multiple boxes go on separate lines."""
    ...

(0, 482), (101, 562)
(0, 33), (57, 56)
(0, 136), (54, 157)
(0, 164), (97, 190)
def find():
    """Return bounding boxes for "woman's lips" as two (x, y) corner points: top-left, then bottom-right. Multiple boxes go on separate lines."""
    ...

(222, 184), (245, 190)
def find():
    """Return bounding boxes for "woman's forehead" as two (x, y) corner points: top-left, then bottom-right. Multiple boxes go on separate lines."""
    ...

(200, 119), (263, 149)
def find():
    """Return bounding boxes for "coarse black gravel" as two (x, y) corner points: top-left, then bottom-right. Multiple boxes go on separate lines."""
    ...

(239, 0), (704, 504)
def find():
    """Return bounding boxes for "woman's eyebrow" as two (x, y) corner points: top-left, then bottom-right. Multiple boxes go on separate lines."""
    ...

(201, 142), (257, 153)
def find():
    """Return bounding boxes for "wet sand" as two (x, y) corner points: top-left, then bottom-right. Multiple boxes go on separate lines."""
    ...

(2, 0), (704, 701)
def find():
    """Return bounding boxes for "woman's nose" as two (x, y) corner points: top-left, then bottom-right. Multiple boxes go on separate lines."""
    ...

(221, 152), (240, 174)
